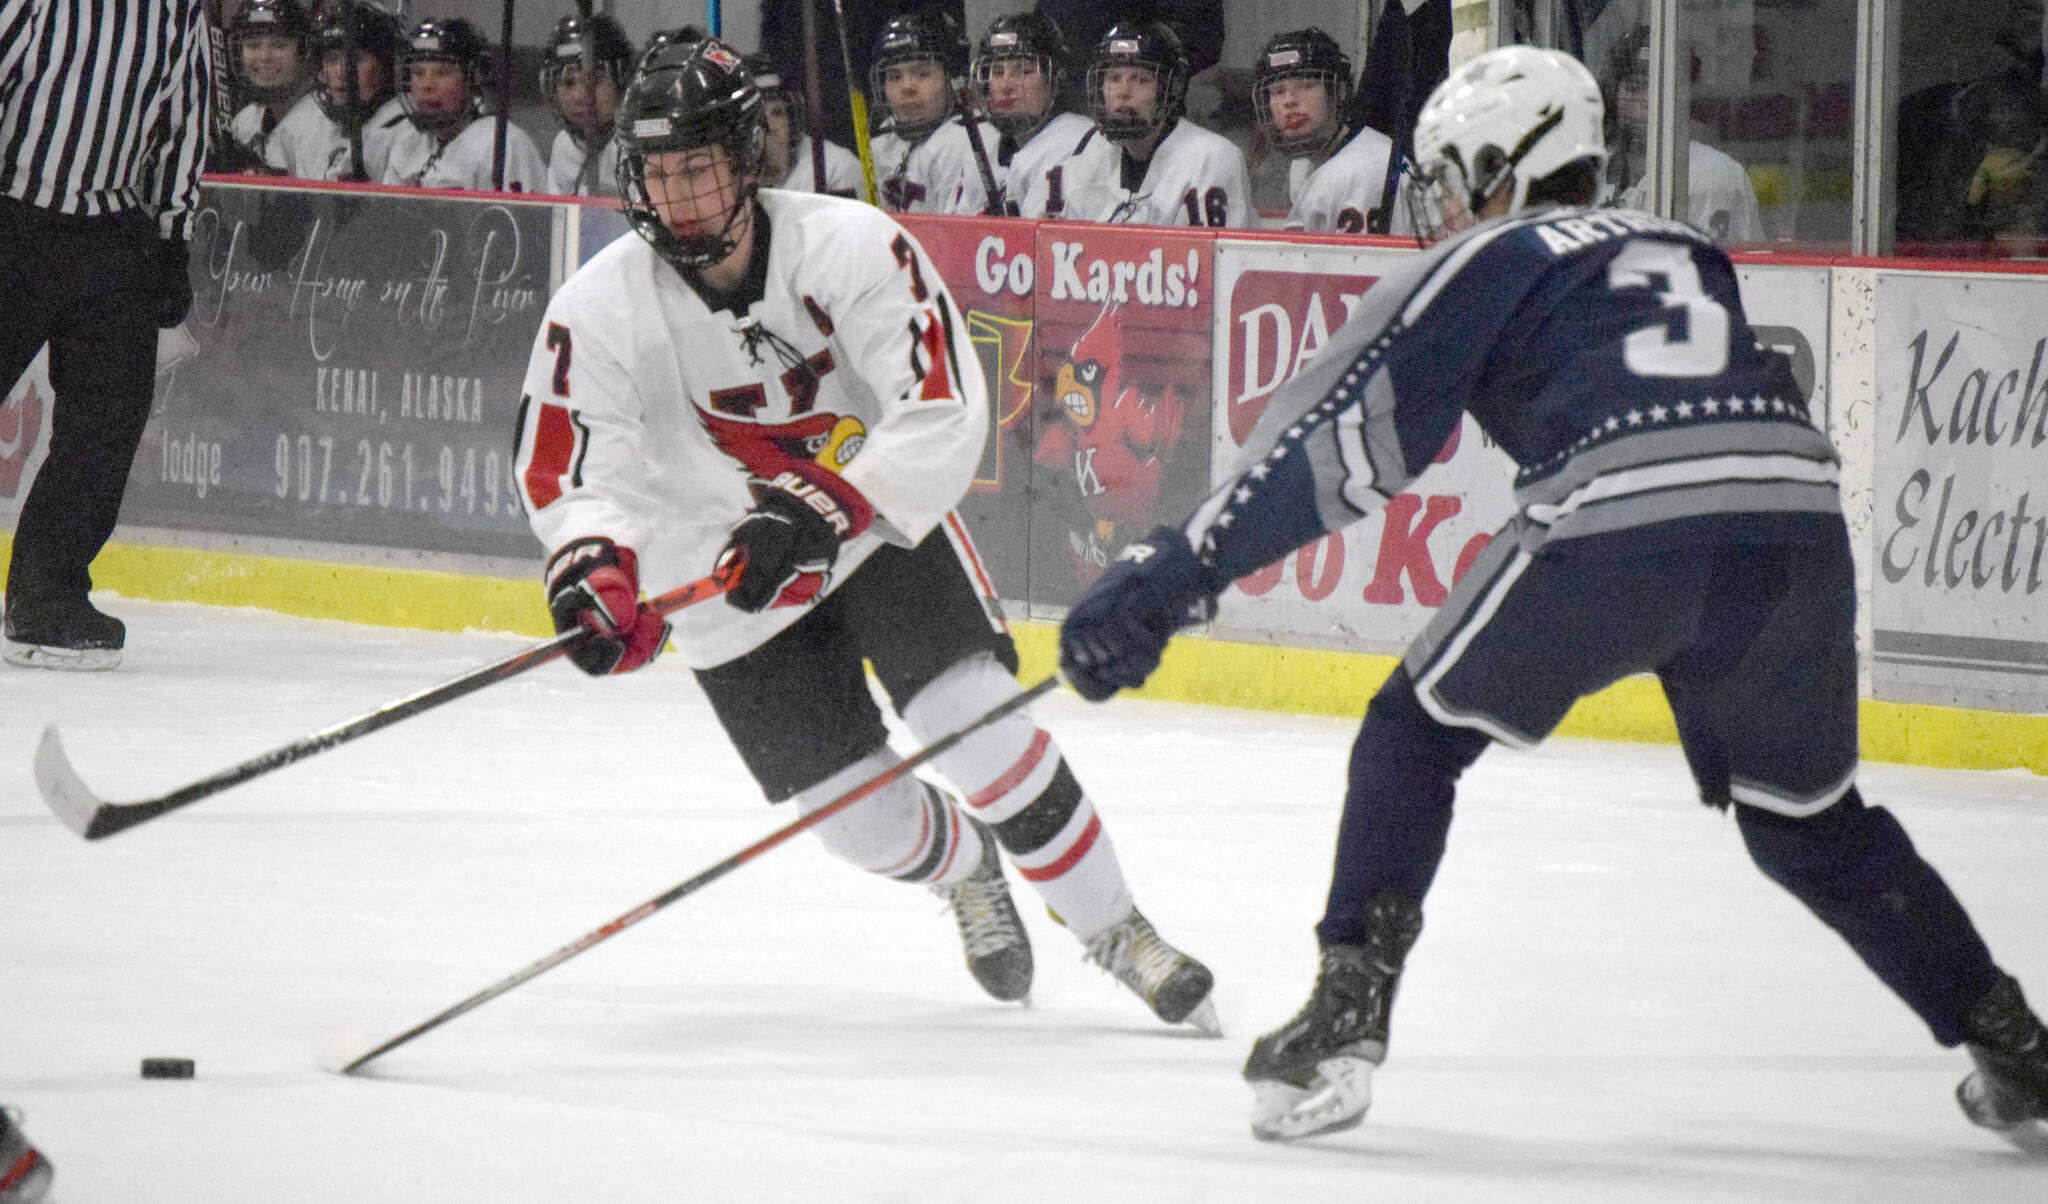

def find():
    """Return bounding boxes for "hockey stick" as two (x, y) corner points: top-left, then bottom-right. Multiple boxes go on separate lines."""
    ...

(489, 0), (516, 191)
(800, 0), (829, 193)
(826, 0), (878, 205)
(956, 86), (1003, 216)
(338, 674), (1059, 1074)
(34, 567), (735, 842)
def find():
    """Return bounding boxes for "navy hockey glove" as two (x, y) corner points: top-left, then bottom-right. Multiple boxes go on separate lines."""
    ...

(718, 472), (857, 613)
(154, 237), (192, 328)
(1059, 525), (1218, 702)
(546, 537), (672, 676)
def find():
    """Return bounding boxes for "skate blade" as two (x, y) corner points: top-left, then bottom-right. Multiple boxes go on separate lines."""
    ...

(1179, 996), (1223, 1038)
(1248, 1055), (1374, 1142)
(1957, 1073), (2048, 1153)
(4, 641), (121, 671)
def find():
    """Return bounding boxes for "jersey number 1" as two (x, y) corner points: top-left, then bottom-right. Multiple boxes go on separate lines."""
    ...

(1609, 241), (1729, 379)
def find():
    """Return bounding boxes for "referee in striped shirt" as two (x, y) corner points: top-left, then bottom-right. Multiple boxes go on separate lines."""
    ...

(1, 0), (211, 670)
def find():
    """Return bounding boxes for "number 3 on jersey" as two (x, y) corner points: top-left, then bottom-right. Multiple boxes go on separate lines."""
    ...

(1609, 241), (1729, 379)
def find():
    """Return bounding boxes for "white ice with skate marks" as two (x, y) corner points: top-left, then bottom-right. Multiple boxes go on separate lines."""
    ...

(3, 597), (2047, 1202)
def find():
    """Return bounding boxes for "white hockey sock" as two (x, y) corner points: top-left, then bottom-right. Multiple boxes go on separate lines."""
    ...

(794, 749), (986, 888)
(903, 654), (1135, 940)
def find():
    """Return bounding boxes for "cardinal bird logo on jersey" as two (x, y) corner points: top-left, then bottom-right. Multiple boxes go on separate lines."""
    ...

(1035, 299), (1185, 583)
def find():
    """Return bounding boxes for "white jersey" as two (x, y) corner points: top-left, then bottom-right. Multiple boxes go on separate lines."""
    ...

(383, 114), (549, 193)
(545, 130), (623, 197)
(230, 95), (311, 168)
(1284, 124), (1412, 236)
(514, 190), (988, 669)
(1060, 118), (1253, 228)
(1619, 139), (1765, 243)
(868, 118), (1004, 215)
(774, 135), (865, 198)
(1003, 112), (1095, 218)
(268, 95), (407, 182)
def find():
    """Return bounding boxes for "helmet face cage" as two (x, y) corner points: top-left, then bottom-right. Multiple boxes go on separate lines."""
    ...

(541, 16), (634, 141)
(617, 40), (767, 269)
(231, 0), (313, 103)
(972, 49), (1057, 141)
(400, 19), (490, 136)
(1089, 49), (1187, 144)
(313, 3), (400, 124)
(870, 13), (963, 140)
(1253, 31), (1353, 157)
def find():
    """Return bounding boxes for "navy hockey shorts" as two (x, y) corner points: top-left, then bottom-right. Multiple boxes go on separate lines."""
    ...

(1401, 513), (1860, 814)
(694, 523), (1018, 801)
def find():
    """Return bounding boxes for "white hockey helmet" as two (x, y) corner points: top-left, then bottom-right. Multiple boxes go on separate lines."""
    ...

(1408, 45), (1606, 239)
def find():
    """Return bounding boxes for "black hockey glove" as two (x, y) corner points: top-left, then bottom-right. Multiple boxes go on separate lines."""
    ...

(718, 474), (855, 613)
(1059, 525), (1218, 702)
(546, 537), (672, 676)
(154, 237), (193, 328)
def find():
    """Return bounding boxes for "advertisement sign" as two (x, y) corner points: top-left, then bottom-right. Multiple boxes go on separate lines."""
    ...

(1871, 272), (2048, 711)
(1024, 225), (1214, 611)
(1735, 263), (1830, 433)
(124, 181), (558, 561)
(1207, 240), (1519, 652)
(0, 348), (52, 524)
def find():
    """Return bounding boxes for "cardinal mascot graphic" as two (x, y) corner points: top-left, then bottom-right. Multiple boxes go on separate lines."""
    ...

(1034, 299), (1185, 584)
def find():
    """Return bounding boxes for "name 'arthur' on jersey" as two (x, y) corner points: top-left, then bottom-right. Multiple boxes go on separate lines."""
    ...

(513, 190), (987, 669)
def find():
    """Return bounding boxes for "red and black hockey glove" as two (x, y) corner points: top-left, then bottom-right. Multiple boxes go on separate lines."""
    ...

(1058, 525), (1218, 702)
(718, 472), (859, 613)
(546, 537), (672, 676)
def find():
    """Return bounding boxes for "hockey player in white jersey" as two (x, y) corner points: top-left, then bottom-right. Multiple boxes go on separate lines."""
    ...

(1606, 25), (1763, 242)
(972, 11), (1094, 218)
(1064, 22), (1253, 228)
(749, 55), (863, 197)
(1255, 28), (1410, 236)
(540, 11), (634, 197)
(266, 0), (409, 182)
(383, 16), (547, 192)
(865, 11), (1003, 215)
(514, 38), (1217, 1031)
(219, 0), (318, 174)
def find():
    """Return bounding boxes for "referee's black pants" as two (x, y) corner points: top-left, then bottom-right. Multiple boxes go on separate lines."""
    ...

(0, 196), (161, 613)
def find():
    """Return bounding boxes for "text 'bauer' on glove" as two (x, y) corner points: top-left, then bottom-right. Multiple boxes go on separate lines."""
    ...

(545, 536), (673, 675)
(717, 470), (870, 613)
(1058, 524), (1220, 702)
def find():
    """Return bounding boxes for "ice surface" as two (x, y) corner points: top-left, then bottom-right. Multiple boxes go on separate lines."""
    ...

(4, 598), (2046, 1202)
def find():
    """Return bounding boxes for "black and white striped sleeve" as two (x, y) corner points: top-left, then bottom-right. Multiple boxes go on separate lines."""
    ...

(151, 0), (213, 242)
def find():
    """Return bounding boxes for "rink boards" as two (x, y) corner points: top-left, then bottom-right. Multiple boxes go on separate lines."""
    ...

(1, 178), (2043, 773)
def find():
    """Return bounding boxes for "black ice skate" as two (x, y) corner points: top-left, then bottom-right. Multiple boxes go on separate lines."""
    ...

(932, 823), (1033, 1002)
(0, 1106), (53, 1204)
(3, 596), (124, 671)
(1085, 907), (1221, 1035)
(1242, 893), (1422, 1142)
(1956, 974), (2048, 1152)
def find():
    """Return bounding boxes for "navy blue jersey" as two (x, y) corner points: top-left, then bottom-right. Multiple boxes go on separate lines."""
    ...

(1184, 206), (1841, 583)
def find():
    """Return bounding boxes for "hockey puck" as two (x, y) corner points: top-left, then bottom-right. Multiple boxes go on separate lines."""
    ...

(140, 1057), (195, 1079)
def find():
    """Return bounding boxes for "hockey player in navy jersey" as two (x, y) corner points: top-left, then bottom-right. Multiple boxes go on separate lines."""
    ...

(516, 38), (1215, 1032)
(1059, 45), (2048, 1144)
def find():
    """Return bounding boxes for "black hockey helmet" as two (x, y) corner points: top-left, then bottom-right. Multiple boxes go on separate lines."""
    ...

(616, 37), (765, 269)
(540, 12), (635, 95)
(230, 0), (314, 103)
(1253, 28), (1354, 157)
(971, 11), (1066, 141)
(312, 0), (402, 123)
(1087, 21), (1190, 144)
(399, 16), (491, 134)
(870, 9), (966, 140)
(638, 25), (709, 70)
(746, 51), (806, 133)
